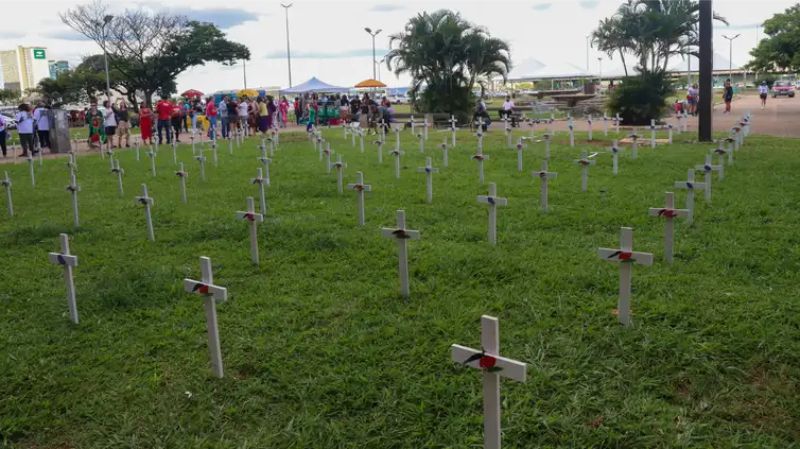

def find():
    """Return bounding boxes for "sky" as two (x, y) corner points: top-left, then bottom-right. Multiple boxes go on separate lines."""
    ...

(4, 0), (797, 93)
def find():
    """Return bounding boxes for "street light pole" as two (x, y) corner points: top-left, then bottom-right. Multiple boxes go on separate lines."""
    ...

(585, 35), (590, 73)
(102, 14), (114, 100)
(598, 57), (602, 82)
(722, 34), (741, 80)
(281, 3), (293, 88)
(243, 59), (247, 89)
(378, 57), (386, 82)
(364, 27), (382, 80)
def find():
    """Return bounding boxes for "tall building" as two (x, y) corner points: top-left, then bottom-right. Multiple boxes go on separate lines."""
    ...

(0, 46), (51, 92)
(49, 60), (70, 79)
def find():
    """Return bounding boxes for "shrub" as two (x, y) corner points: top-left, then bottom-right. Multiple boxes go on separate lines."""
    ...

(608, 71), (674, 125)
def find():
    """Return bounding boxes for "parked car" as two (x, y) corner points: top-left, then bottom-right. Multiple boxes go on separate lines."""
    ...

(772, 81), (795, 98)
(1, 113), (16, 129)
(391, 95), (409, 104)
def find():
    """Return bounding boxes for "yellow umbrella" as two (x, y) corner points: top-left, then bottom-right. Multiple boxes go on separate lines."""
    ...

(354, 79), (387, 88)
(238, 88), (259, 98)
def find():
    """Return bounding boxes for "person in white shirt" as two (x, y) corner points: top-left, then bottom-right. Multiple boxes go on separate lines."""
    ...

(237, 98), (250, 135)
(0, 114), (7, 157)
(15, 104), (35, 157)
(33, 101), (51, 150)
(758, 81), (769, 109)
(102, 100), (117, 148)
(500, 96), (515, 124)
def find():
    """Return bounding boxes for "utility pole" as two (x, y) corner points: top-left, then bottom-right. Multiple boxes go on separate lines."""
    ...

(698, 0), (713, 142)
(281, 3), (293, 88)
(722, 34), (740, 80)
(365, 27), (382, 80)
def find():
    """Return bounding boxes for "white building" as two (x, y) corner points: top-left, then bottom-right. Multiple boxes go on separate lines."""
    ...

(0, 46), (51, 92)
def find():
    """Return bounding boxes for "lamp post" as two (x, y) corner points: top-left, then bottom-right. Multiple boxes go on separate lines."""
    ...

(281, 3), (293, 88)
(101, 14), (114, 99)
(243, 59), (247, 89)
(378, 57), (386, 82)
(364, 27), (382, 79)
(585, 35), (590, 73)
(722, 33), (741, 80)
(597, 57), (602, 82)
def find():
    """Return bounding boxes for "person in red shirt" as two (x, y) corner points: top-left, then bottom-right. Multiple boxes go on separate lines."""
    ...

(155, 94), (173, 144)
(205, 97), (218, 140)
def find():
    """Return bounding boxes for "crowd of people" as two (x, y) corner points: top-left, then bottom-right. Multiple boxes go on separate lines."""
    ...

(0, 101), (53, 157)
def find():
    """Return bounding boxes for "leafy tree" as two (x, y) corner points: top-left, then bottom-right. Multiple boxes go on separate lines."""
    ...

(0, 89), (20, 105)
(61, 1), (250, 106)
(386, 10), (511, 118)
(747, 4), (800, 73)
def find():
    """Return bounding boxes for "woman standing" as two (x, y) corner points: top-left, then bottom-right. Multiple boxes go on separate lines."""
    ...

(256, 97), (269, 135)
(205, 97), (218, 140)
(267, 95), (277, 131)
(15, 104), (35, 157)
(279, 96), (289, 128)
(86, 103), (105, 149)
(33, 101), (51, 151)
(139, 101), (154, 145)
(758, 81), (769, 109)
(102, 100), (117, 148)
(723, 79), (734, 114)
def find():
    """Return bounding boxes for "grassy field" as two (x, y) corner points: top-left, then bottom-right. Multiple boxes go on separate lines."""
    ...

(1, 124), (799, 448)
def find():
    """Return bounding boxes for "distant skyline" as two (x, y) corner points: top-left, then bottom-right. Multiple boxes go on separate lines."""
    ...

(3, 0), (796, 93)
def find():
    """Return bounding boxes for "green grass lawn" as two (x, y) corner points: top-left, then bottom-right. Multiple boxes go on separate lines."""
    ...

(1, 124), (799, 448)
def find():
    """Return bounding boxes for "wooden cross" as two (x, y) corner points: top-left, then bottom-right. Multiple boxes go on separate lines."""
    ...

(1, 171), (12, 217)
(417, 132), (425, 153)
(409, 114), (416, 134)
(393, 126), (401, 151)
(111, 159), (124, 197)
(587, 114), (593, 141)
(48, 233), (79, 324)
(390, 148), (403, 179)
(450, 315), (527, 449)
(724, 137), (736, 165)
(673, 169), (706, 224)
(258, 146), (272, 186)
(423, 118), (429, 140)
(439, 140), (449, 167)
(477, 183), (508, 245)
(610, 140), (621, 176)
(135, 184), (155, 241)
(251, 167), (268, 214)
(532, 160), (557, 212)
(650, 119), (657, 148)
(417, 157), (439, 204)
(195, 152), (207, 181)
(66, 171), (80, 227)
(598, 227), (653, 326)
(448, 115), (458, 146)
(374, 138), (385, 164)
(539, 133), (552, 160)
(147, 148), (157, 177)
(235, 197), (264, 265)
(332, 155), (347, 194)
(381, 210), (420, 298)
(648, 192), (689, 263)
(472, 148), (489, 184)
(694, 155), (721, 203)
(347, 171), (372, 226)
(359, 129), (365, 153)
(175, 163), (189, 204)
(575, 151), (597, 192)
(629, 133), (639, 159)
(183, 256), (228, 378)
(667, 124), (673, 144)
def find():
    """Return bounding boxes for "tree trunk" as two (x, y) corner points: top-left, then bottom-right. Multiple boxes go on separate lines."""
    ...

(619, 50), (629, 77)
(143, 90), (154, 108)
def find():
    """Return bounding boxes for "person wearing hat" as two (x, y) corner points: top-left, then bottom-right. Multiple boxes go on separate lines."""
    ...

(758, 81), (769, 109)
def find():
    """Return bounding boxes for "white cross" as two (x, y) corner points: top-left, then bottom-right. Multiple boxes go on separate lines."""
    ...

(235, 197), (264, 265)
(228, 135), (233, 155)
(650, 119), (657, 148)
(210, 139), (219, 167)
(477, 183), (508, 245)
(673, 169), (706, 225)
(503, 117), (512, 148)
(629, 133), (639, 159)
(171, 140), (178, 165)
(135, 184), (155, 241)
(66, 171), (80, 227)
(724, 137), (736, 165)
(251, 167), (268, 214)
(667, 124), (673, 144)
(27, 154), (35, 187)
(381, 210), (420, 298)
(183, 256), (228, 378)
(409, 114), (416, 134)
(694, 155), (722, 203)
(610, 140), (621, 175)
(1, 171), (12, 217)
(135, 140), (141, 161)
(258, 146), (272, 186)
(603, 113), (608, 136)
(515, 138), (526, 172)
(473, 149), (489, 184)
(111, 158), (124, 197)
(393, 126), (401, 150)
(731, 126), (742, 150)
(598, 227), (653, 326)
(575, 152), (597, 192)
(450, 315), (527, 449)
(648, 192), (689, 263)
(374, 138), (385, 164)
(417, 132), (425, 153)
(390, 148), (403, 179)
(675, 114), (682, 135)
(448, 115), (458, 146)
(359, 130), (365, 153)
(527, 118), (537, 139)
(714, 141), (733, 167)
(538, 133), (552, 160)
(347, 171), (372, 226)
(423, 118), (429, 140)
(332, 155), (347, 194)
(322, 145), (333, 173)
(147, 148), (157, 177)
(533, 160), (557, 212)
(195, 152), (207, 181)
(568, 118), (575, 147)
(615, 112), (621, 133)
(587, 114), (593, 141)
(417, 157), (439, 204)
(351, 125), (357, 147)
(48, 233), (79, 324)
(342, 122), (349, 139)
(191, 131), (197, 154)
(175, 163), (189, 204)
